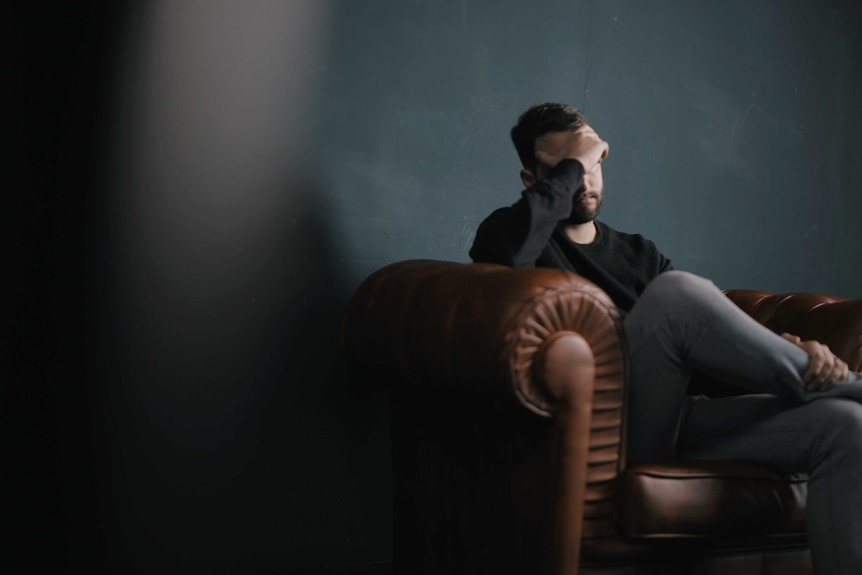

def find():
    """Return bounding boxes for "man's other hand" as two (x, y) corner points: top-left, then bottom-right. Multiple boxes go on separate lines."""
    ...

(534, 125), (609, 174)
(781, 332), (849, 392)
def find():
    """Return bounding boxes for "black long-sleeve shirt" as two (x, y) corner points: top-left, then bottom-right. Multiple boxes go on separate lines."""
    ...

(469, 159), (673, 313)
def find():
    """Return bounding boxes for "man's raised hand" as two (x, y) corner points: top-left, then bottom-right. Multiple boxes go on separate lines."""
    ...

(534, 124), (609, 174)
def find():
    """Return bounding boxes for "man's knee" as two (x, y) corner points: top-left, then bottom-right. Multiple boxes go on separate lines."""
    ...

(809, 399), (862, 460)
(823, 399), (862, 435)
(645, 270), (714, 296)
(635, 270), (719, 313)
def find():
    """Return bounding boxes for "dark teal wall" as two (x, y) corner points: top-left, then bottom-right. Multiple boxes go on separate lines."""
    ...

(9, 1), (862, 573)
(323, 0), (862, 296)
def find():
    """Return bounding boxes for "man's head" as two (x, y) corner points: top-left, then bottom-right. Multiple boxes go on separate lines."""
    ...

(511, 103), (587, 176)
(511, 103), (604, 224)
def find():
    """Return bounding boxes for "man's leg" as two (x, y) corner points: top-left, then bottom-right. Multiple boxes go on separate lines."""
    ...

(679, 394), (862, 575)
(623, 270), (862, 464)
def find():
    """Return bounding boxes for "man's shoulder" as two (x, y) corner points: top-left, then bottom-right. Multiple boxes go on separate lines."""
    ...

(475, 205), (515, 229)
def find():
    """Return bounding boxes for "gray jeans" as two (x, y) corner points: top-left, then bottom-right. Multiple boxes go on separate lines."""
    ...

(624, 271), (862, 575)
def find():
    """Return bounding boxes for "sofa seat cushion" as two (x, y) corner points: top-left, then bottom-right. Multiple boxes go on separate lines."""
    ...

(620, 461), (808, 539)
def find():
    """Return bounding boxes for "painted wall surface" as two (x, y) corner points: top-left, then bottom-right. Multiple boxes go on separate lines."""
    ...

(321, 0), (862, 296)
(10, 1), (862, 572)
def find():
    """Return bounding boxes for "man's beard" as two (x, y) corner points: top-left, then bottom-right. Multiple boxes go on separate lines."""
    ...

(568, 190), (603, 224)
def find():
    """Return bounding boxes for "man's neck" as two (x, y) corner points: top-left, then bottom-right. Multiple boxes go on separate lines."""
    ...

(563, 220), (598, 245)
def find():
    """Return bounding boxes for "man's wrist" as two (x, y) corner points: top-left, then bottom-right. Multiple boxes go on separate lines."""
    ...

(544, 159), (585, 197)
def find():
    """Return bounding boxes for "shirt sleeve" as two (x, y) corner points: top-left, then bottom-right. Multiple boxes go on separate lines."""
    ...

(659, 252), (673, 273)
(469, 159), (584, 267)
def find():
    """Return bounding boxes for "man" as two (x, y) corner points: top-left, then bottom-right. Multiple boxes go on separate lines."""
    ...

(470, 103), (862, 574)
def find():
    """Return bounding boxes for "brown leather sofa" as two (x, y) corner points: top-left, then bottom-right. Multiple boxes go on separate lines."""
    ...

(339, 259), (862, 574)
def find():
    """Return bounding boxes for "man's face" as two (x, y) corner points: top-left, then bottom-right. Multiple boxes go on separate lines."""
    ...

(568, 164), (603, 224)
(530, 129), (604, 224)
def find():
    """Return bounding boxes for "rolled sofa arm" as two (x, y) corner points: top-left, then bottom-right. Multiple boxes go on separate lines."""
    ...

(726, 289), (862, 371)
(339, 259), (628, 418)
(340, 260), (631, 570)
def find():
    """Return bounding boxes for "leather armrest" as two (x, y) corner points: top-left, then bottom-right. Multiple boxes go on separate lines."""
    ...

(339, 259), (627, 417)
(726, 290), (862, 371)
(340, 259), (631, 557)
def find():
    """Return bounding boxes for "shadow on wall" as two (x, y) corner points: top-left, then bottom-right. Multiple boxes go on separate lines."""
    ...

(255, 182), (394, 572)
(31, 0), (395, 571)
(89, 174), (391, 572)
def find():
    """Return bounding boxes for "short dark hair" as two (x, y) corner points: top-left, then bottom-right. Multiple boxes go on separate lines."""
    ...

(511, 103), (586, 174)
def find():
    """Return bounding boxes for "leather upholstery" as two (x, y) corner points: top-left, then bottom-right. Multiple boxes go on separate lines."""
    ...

(724, 290), (862, 371)
(621, 462), (807, 538)
(340, 260), (862, 574)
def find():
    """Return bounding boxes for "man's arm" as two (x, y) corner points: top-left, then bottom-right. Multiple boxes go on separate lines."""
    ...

(469, 160), (584, 267)
(470, 124), (609, 267)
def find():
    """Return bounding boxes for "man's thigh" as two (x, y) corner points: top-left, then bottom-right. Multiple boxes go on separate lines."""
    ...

(678, 394), (855, 471)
